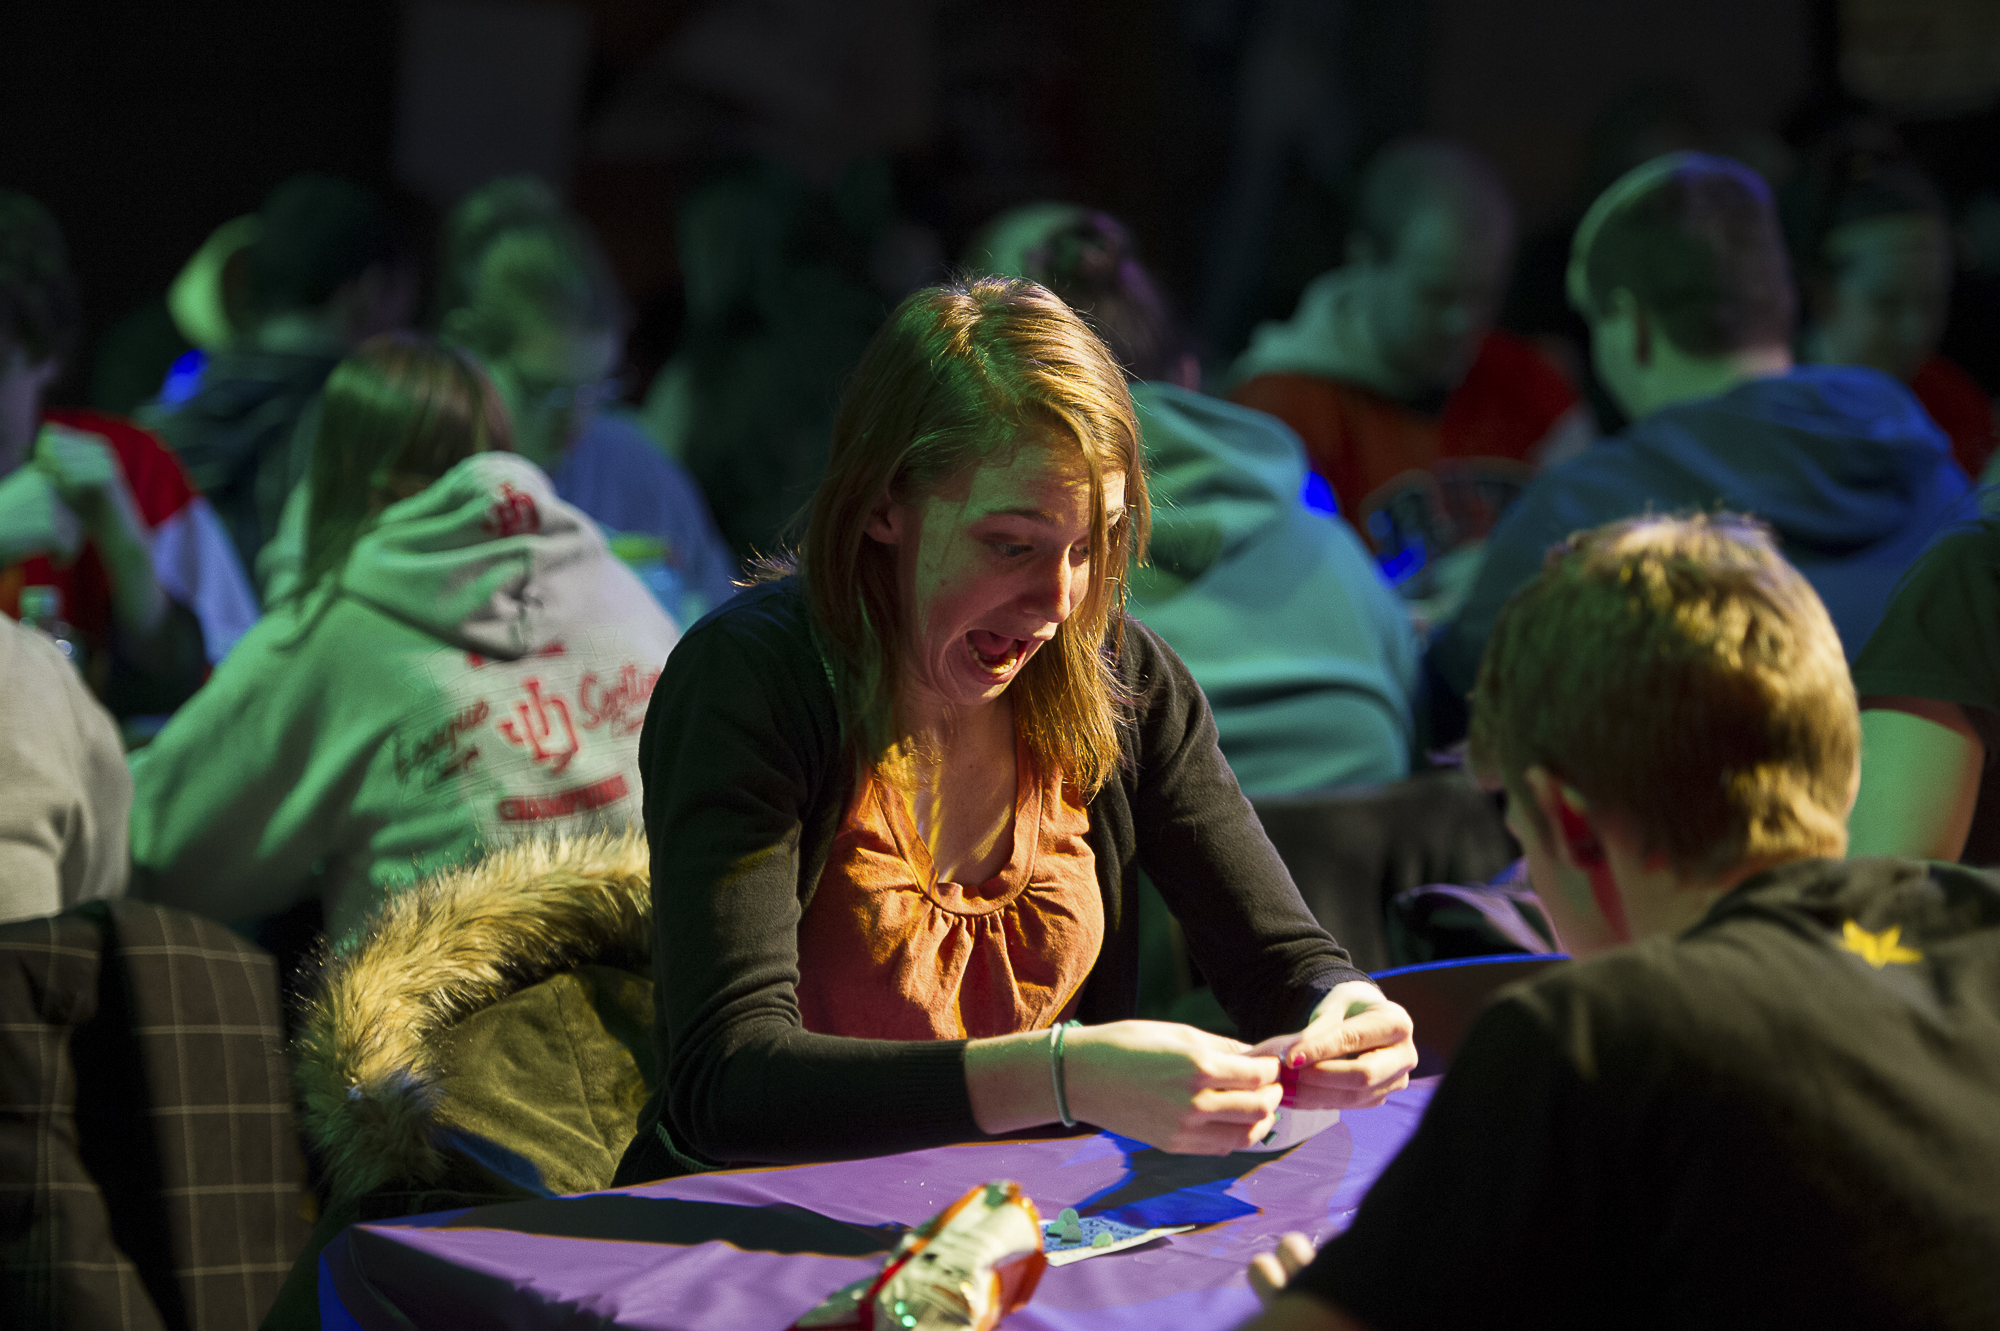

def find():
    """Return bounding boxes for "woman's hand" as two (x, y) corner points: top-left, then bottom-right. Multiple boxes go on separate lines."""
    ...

(1248, 981), (1416, 1111)
(1061, 1020), (1284, 1155)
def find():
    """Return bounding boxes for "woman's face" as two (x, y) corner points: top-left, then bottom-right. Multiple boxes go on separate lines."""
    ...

(868, 438), (1125, 718)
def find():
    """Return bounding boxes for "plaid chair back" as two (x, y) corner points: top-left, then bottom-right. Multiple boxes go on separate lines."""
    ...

(0, 902), (309, 1330)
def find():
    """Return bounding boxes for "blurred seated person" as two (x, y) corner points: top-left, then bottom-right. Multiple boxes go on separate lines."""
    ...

(130, 335), (679, 943)
(1787, 127), (1997, 479)
(0, 190), (256, 717)
(0, 614), (131, 924)
(1429, 153), (1973, 742)
(1240, 513), (2000, 1331)
(141, 175), (415, 589)
(1846, 517), (2000, 864)
(642, 159), (923, 564)
(612, 278), (1417, 1184)
(440, 177), (737, 627)
(978, 203), (1419, 793)
(1226, 138), (1585, 596)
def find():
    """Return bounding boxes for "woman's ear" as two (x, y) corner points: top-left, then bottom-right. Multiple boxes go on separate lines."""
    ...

(864, 495), (906, 547)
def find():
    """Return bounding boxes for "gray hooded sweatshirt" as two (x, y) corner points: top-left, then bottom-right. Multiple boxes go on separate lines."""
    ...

(131, 452), (680, 939)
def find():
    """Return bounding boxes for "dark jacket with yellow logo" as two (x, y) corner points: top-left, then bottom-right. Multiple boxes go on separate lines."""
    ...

(1293, 855), (2000, 1330)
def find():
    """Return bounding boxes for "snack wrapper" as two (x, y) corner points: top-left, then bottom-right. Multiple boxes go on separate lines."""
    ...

(791, 1180), (1047, 1330)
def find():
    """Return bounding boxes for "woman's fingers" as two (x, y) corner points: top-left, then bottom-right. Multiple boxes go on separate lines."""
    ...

(1284, 1001), (1414, 1067)
(1287, 1045), (1417, 1109)
(1193, 1048), (1284, 1091)
(1174, 1107), (1280, 1155)
(1191, 1081), (1284, 1121)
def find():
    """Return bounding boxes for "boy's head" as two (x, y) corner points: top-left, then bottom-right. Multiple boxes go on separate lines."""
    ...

(1348, 138), (1516, 394)
(1468, 513), (1858, 952)
(1568, 153), (1794, 419)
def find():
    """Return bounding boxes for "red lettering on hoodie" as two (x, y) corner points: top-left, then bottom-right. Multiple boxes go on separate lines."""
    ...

(481, 482), (541, 538)
(496, 676), (580, 774)
(577, 661), (664, 737)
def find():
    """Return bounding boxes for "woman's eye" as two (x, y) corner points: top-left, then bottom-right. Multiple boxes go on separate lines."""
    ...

(1068, 542), (1091, 566)
(991, 541), (1032, 558)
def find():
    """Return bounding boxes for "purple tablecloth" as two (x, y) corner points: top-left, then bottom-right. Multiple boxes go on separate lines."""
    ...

(321, 1078), (1435, 1330)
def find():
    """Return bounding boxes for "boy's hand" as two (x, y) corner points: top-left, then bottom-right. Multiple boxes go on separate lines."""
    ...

(35, 424), (141, 540)
(32, 424), (169, 639)
(1248, 1232), (1317, 1305)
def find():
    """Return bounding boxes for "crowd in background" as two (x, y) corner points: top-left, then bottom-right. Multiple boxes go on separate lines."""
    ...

(3, 78), (2000, 1331)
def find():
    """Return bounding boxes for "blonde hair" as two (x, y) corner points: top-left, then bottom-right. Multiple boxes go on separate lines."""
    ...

(1468, 512), (1857, 876)
(800, 276), (1150, 795)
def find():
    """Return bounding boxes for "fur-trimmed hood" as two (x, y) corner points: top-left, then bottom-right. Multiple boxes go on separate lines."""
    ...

(293, 831), (652, 1204)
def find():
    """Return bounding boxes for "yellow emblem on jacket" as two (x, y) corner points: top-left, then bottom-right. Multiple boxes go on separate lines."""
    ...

(1840, 921), (1923, 969)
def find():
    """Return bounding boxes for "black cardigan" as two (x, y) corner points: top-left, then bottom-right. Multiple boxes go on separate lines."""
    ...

(614, 578), (1364, 1182)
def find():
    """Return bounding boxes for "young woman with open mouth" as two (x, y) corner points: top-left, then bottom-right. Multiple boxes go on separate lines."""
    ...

(616, 276), (1417, 1183)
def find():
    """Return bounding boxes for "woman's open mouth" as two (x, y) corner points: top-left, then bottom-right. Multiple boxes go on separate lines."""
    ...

(966, 629), (1029, 675)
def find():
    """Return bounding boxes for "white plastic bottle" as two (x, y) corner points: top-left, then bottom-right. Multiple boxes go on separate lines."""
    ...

(17, 585), (87, 673)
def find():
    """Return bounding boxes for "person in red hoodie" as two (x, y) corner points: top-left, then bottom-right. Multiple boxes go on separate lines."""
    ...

(1226, 139), (1584, 604)
(0, 190), (256, 717)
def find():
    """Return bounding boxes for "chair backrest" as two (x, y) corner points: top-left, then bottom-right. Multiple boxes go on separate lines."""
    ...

(0, 901), (309, 1331)
(1372, 954), (1570, 1076)
(1251, 770), (1519, 972)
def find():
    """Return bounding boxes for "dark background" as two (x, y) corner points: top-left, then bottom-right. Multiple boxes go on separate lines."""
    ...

(6, 0), (1999, 405)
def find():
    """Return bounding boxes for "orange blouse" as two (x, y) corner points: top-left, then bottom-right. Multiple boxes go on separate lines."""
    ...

(795, 736), (1102, 1041)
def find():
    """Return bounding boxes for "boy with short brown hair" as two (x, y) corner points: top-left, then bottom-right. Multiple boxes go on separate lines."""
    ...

(1428, 153), (1973, 745)
(1470, 512), (1857, 923)
(1242, 513), (2000, 1331)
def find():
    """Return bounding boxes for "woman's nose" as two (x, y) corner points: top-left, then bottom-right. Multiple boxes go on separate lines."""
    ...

(1029, 551), (1081, 622)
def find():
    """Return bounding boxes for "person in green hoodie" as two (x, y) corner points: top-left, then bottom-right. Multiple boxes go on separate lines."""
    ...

(970, 204), (1419, 794)
(130, 334), (680, 941)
